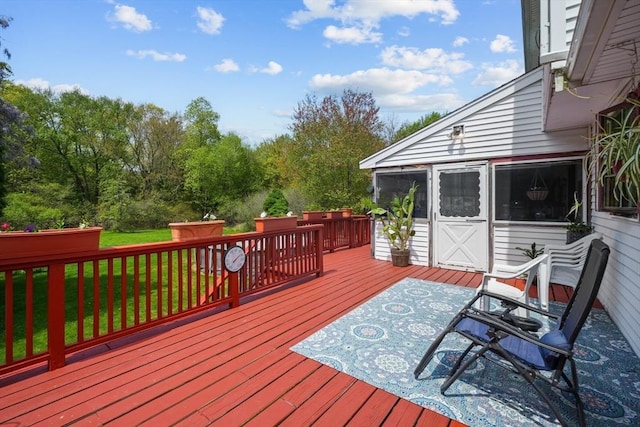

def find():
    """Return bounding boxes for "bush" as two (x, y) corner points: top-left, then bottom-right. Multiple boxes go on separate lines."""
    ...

(262, 188), (289, 216)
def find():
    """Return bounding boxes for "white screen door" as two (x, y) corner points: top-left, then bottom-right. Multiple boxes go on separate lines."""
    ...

(433, 162), (488, 272)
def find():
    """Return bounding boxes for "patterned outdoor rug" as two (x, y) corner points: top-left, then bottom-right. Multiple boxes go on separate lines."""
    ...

(290, 278), (640, 426)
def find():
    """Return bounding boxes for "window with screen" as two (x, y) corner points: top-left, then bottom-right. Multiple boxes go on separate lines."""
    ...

(375, 171), (429, 219)
(494, 160), (583, 222)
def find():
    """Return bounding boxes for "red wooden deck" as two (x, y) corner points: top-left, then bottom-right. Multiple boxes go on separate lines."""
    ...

(0, 245), (582, 426)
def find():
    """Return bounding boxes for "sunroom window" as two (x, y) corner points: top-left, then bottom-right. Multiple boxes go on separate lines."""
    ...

(494, 160), (583, 222)
(375, 171), (428, 219)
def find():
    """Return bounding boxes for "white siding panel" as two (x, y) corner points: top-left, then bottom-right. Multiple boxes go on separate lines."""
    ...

(591, 211), (640, 357)
(372, 80), (589, 169)
(493, 224), (568, 266)
(373, 220), (430, 266)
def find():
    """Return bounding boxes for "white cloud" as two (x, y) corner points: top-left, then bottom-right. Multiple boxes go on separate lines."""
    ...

(380, 46), (473, 74)
(397, 26), (410, 37)
(323, 25), (382, 44)
(196, 6), (224, 35)
(472, 60), (522, 86)
(272, 109), (292, 118)
(453, 36), (468, 47)
(287, 0), (459, 44)
(263, 61), (283, 75)
(378, 92), (466, 112)
(309, 68), (450, 96)
(490, 34), (516, 53)
(126, 49), (186, 62)
(213, 58), (239, 73)
(16, 78), (87, 94)
(109, 4), (152, 32)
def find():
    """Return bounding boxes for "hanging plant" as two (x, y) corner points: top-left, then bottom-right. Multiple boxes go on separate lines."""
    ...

(586, 96), (640, 213)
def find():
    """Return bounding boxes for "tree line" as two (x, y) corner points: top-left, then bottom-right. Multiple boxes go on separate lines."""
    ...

(0, 18), (441, 231)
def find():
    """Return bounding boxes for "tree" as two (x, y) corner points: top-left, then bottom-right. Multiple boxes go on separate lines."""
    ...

(126, 103), (185, 198)
(255, 134), (297, 189)
(392, 112), (443, 143)
(0, 16), (23, 215)
(290, 89), (385, 208)
(183, 97), (221, 148)
(184, 133), (261, 216)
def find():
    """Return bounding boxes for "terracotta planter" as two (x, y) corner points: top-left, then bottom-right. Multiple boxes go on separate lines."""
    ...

(326, 210), (343, 219)
(341, 208), (353, 217)
(302, 211), (324, 220)
(254, 216), (298, 233)
(169, 220), (225, 241)
(0, 227), (103, 260)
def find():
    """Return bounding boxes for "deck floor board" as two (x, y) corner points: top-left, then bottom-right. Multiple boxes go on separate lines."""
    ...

(0, 245), (587, 426)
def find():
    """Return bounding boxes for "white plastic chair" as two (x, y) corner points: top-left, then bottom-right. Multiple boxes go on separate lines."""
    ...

(477, 254), (549, 316)
(545, 233), (602, 289)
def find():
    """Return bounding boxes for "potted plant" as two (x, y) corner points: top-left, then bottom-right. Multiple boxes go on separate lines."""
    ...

(254, 189), (298, 232)
(515, 242), (544, 260)
(565, 192), (593, 244)
(370, 182), (418, 267)
(586, 95), (640, 216)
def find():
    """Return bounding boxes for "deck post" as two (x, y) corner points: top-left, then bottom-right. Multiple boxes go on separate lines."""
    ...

(230, 271), (240, 308)
(47, 262), (66, 370)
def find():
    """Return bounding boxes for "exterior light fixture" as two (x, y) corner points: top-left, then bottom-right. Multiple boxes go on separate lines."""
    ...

(450, 125), (465, 140)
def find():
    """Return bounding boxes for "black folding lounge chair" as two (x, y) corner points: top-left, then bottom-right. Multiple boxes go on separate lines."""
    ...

(414, 239), (610, 427)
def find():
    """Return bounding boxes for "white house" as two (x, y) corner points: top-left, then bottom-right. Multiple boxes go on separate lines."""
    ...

(360, 0), (640, 355)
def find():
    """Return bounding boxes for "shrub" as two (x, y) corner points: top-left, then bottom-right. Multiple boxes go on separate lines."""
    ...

(262, 189), (289, 216)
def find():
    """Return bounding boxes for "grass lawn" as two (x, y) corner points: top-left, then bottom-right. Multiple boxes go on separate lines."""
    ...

(100, 229), (173, 247)
(1, 229), (225, 365)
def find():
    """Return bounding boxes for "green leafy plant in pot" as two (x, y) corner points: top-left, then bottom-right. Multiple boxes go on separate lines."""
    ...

(370, 182), (418, 267)
(586, 95), (640, 217)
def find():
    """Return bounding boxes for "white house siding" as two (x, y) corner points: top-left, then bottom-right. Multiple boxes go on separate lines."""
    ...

(540, 0), (581, 65)
(591, 212), (640, 357)
(493, 224), (568, 266)
(373, 220), (430, 267)
(362, 70), (589, 170)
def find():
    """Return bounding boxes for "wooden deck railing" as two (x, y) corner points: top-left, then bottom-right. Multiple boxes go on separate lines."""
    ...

(297, 215), (371, 252)
(0, 225), (323, 374)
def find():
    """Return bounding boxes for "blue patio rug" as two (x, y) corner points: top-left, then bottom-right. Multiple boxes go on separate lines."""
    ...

(290, 278), (640, 426)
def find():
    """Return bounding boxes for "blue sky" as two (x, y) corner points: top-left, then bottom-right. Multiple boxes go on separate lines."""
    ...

(1, 0), (524, 145)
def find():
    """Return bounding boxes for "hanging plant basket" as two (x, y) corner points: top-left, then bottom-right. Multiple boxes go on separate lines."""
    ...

(526, 169), (549, 201)
(526, 189), (549, 201)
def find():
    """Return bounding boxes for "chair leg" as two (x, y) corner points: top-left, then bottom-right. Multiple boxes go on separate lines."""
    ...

(414, 328), (452, 379)
(440, 342), (484, 393)
(568, 359), (586, 427)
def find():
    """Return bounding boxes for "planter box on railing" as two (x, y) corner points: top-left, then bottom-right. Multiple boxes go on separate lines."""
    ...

(169, 220), (225, 241)
(0, 227), (103, 260)
(302, 211), (324, 220)
(254, 216), (298, 233)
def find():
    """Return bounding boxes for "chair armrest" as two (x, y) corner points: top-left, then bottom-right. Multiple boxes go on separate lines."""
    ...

(487, 254), (548, 280)
(477, 288), (559, 320)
